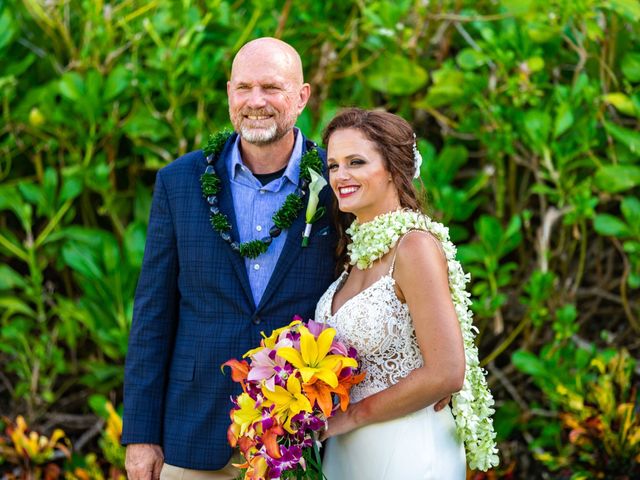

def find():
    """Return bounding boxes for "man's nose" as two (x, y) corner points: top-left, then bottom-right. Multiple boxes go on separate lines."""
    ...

(247, 87), (268, 108)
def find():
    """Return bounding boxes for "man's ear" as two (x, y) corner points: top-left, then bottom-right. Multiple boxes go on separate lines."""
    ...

(298, 83), (311, 112)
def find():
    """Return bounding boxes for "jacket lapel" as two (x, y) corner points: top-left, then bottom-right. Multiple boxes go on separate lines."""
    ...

(214, 135), (256, 310)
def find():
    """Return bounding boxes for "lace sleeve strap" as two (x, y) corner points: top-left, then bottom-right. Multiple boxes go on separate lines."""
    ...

(388, 229), (447, 277)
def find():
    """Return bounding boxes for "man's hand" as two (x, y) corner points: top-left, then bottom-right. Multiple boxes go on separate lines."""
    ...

(125, 443), (164, 480)
(434, 395), (452, 412)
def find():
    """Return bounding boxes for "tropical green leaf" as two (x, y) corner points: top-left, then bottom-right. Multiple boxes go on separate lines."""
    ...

(0, 297), (35, 317)
(604, 0), (640, 22)
(620, 196), (640, 231)
(59, 169), (84, 203)
(594, 165), (640, 193)
(366, 54), (428, 96)
(593, 214), (631, 237)
(477, 215), (504, 250)
(104, 65), (133, 101)
(0, 265), (27, 290)
(58, 72), (86, 102)
(603, 121), (640, 153)
(457, 243), (486, 264)
(123, 107), (172, 142)
(621, 52), (640, 83)
(512, 350), (547, 377)
(124, 222), (147, 269)
(523, 110), (551, 149)
(603, 93), (638, 117)
(62, 242), (103, 281)
(554, 102), (574, 138)
(456, 48), (486, 70)
(0, 7), (16, 49)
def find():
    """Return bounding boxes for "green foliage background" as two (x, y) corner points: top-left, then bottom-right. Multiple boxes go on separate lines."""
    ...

(1, 0), (640, 478)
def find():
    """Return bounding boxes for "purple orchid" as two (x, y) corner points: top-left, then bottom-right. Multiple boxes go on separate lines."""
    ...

(266, 444), (305, 477)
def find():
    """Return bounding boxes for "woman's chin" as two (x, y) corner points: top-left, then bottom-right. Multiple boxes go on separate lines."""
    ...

(337, 203), (358, 215)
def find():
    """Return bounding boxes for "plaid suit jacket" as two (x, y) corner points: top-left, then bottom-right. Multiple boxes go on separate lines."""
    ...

(122, 133), (337, 469)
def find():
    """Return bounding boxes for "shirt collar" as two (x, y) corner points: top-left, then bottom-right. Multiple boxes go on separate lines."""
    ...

(229, 128), (303, 187)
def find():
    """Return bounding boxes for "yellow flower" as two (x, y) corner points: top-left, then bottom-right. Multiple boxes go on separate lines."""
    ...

(9, 416), (68, 464)
(105, 402), (123, 442)
(233, 393), (263, 436)
(244, 319), (301, 357)
(277, 326), (357, 388)
(262, 376), (312, 434)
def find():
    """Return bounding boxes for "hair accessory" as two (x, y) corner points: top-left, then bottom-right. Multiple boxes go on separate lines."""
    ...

(412, 133), (423, 179)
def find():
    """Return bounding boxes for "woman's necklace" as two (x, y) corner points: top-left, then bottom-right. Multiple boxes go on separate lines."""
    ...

(346, 208), (499, 471)
(346, 209), (431, 269)
(200, 130), (323, 259)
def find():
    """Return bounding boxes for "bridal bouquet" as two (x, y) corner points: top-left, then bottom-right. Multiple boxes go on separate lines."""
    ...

(223, 317), (364, 479)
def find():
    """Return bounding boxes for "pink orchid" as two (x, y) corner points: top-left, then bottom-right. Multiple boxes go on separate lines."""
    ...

(247, 341), (292, 391)
(305, 319), (328, 337)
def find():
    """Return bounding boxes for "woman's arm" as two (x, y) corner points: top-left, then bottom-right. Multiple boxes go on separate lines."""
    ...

(322, 230), (466, 439)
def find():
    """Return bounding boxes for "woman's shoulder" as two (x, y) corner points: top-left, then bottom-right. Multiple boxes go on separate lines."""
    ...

(393, 228), (448, 279)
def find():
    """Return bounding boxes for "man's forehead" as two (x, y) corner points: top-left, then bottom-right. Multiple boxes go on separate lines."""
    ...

(230, 63), (295, 86)
(231, 49), (302, 85)
(229, 72), (290, 86)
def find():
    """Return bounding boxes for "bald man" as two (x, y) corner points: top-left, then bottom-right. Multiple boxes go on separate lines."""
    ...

(122, 38), (337, 479)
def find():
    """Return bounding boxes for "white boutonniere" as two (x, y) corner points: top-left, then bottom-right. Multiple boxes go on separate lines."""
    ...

(301, 167), (327, 247)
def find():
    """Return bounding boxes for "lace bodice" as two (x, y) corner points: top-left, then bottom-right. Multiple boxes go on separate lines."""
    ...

(314, 265), (423, 403)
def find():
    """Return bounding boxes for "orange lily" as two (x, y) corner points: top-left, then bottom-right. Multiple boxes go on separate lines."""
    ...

(334, 371), (366, 411)
(245, 454), (269, 480)
(222, 359), (250, 390)
(262, 423), (285, 459)
(304, 371), (366, 417)
(238, 435), (258, 458)
(302, 378), (334, 418)
(227, 421), (240, 448)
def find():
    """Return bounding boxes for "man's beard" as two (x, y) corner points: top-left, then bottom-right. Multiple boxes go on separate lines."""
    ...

(232, 108), (296, 146)
(239, 122), (280, 145)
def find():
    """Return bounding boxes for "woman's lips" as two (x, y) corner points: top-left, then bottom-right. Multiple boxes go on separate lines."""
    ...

(338, 186), (360, 198)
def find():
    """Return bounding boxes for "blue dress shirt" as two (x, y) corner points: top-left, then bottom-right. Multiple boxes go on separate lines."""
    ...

(227, 129), (303, 305)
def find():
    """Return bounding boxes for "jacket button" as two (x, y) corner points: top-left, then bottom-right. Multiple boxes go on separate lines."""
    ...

(252, 315), (261, 325)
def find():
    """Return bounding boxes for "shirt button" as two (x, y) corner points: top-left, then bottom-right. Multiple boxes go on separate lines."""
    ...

(256, 225), (262, 232)
(253, 264), (260, 270)
(259, 190), (265, 195)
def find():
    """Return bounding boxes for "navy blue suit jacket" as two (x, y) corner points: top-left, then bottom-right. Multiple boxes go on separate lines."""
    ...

(122, 133), (337, 469)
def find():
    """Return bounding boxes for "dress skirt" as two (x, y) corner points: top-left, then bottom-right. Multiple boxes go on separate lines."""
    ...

(322, 404), (466, 480)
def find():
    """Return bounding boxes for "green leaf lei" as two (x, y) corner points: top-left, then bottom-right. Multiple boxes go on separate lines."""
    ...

(346, 209), (500, 471)
(200, 129), (322, 259)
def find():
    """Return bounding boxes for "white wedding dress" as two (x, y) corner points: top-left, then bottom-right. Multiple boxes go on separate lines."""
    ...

(314, 258), (466, 480)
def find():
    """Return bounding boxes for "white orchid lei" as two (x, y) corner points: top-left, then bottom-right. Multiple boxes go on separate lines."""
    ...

(346, 209), (499, 471)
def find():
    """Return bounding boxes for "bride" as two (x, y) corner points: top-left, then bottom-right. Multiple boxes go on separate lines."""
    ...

(315, 108), (470, 479)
